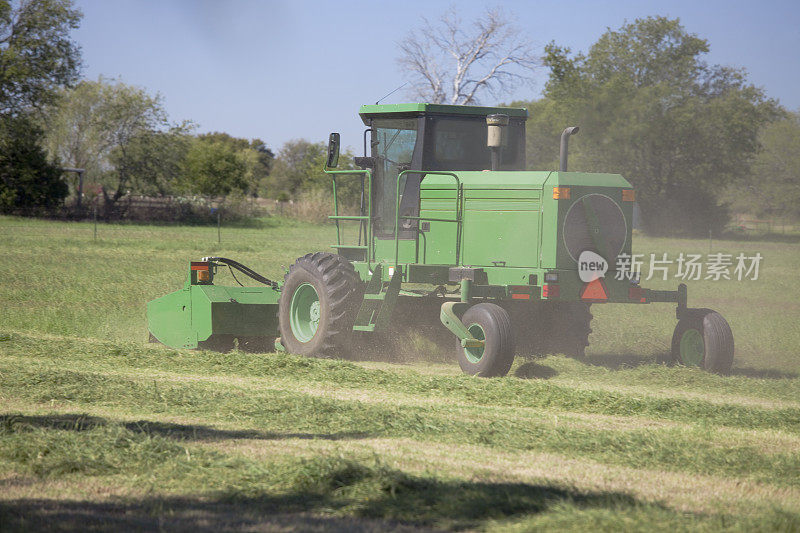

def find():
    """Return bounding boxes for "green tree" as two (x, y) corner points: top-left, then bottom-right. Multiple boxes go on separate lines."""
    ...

(728, 111), (800, 220)
(0, 0), (80, 214)
(0, 0), (82, 114)
(269, 139), (325, 197)
(179, 138), (248, 197)
(109, 123), (194, 197)
(0, 115), (66, 212)
(43, 79), (106, 197)
(526, 16), (780, 235)
(269, 139), (356, 200)
(43, 78), (170, 207)
(197, 132), (274, 196)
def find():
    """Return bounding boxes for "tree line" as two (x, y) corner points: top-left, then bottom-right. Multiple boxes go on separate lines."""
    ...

(2, 1), (798, 234)
(0, 0), (356, 217)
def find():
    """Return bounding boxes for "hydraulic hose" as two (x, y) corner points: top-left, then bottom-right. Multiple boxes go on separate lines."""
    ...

(202, 256), (279, 289)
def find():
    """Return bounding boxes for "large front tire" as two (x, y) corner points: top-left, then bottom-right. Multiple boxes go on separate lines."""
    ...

(279, 253), (361, 357)
(456, 303), (515, 377)
(671, 309), (734, 374)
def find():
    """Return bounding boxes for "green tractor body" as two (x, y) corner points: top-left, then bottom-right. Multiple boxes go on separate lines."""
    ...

(147, 103), (733, 376)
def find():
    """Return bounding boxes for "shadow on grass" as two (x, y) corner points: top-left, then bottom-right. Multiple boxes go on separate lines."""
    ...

(0, 414), (372, 442)
(0, 473), (648, 532)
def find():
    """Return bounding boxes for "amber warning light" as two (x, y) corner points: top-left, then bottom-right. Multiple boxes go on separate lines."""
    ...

(191, 261), (211, 282)
(553, 187), (571, 200)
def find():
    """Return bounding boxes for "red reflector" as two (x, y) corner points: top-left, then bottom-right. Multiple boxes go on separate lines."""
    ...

(191, 262), (210, 271)
(628, 286), (646, 303)
(580, 278), (608, 301)
(511, 293), (530, 300)
(542, 284), (559, 298)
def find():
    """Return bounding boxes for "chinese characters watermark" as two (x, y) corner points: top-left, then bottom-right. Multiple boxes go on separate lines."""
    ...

(614, 252), (762, 281)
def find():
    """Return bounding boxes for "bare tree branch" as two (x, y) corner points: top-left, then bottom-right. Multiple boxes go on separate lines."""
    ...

(397, 6), (539, 105)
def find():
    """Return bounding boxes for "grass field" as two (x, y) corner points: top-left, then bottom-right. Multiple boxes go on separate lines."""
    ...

(1, 216), (799, 531)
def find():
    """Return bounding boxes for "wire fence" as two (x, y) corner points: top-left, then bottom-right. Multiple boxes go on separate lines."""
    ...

(0, 203), (349, 249)
(732, 218), (800, 234)
(4, 196), (798, 246)
(6, 196), (297, 221)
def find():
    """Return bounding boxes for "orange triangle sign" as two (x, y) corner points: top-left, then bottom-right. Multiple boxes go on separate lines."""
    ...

(580, 278), (608, 301)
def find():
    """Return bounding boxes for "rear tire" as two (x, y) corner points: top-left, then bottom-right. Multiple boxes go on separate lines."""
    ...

(278, 253), (361, 357)
(671, 309), (734, 374)
(456, 303), (514, 377)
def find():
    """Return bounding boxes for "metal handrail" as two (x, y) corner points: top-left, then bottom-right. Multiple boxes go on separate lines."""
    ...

(325, 169), (372, 268)
(400, 216), (459, 223)
(394, 170), (462, 270)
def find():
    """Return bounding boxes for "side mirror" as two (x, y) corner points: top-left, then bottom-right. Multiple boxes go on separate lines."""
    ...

(326, 132), (340, 168)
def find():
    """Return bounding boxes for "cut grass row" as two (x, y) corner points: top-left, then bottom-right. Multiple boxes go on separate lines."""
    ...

(2, 334), (799, 488)
(3, 332), (798, 433)
(4, 421), (798, 532)
(2, 389), (799, 528)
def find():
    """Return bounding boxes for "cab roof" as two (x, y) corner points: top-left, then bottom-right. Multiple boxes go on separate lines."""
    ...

(359, 103), (528, 125)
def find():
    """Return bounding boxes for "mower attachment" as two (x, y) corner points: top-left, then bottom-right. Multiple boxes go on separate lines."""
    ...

(147, 261), (281, 350)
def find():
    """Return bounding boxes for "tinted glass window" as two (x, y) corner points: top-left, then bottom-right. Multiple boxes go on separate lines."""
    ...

(426, 116), (524, 171)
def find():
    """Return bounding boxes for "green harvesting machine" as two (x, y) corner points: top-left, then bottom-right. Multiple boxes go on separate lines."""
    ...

(147, 103), (734, 376)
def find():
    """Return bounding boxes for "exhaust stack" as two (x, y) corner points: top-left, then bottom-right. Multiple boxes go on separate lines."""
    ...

(559, 126), (580, 172)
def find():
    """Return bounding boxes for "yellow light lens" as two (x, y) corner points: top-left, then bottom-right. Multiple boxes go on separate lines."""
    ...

(622, 189), (635, 202)
(198, 270), (211, 282)
(553, 186), (571, 200)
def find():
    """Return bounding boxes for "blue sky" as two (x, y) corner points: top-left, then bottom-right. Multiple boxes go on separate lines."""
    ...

(73, 0), (800, 153)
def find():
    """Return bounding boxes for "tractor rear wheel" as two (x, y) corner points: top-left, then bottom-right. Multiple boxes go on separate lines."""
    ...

(279, 252), (361, 357)
(456, 303), (514, 377)
(671, 309), (734, 374)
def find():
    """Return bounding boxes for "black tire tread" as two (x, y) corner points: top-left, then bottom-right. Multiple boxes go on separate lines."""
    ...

(493, 303), (515, 376)
(702, 311), (734, 374)
(671, 309), (734, 374)
(458, 303), (515, 377)
(279, 252), (361, 355)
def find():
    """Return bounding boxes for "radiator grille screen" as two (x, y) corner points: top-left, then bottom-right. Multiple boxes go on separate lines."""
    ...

(563, 194), (626, 262)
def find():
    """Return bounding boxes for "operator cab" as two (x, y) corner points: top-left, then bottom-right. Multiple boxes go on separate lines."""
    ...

(358, 103), (528, 238)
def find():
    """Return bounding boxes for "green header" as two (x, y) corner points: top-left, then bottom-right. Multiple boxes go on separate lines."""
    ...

(359, 103), (528, 123)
